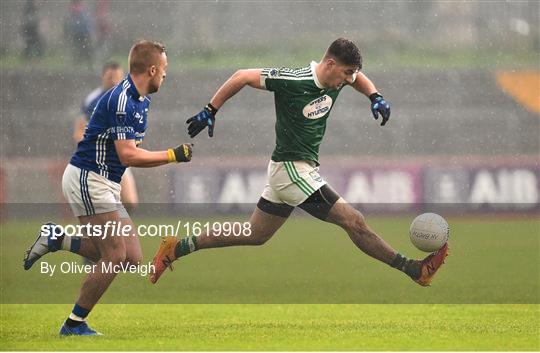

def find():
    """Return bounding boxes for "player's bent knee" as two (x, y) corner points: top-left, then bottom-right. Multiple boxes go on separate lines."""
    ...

(352, 211), (368, 231)
(337, 209), (367, 233)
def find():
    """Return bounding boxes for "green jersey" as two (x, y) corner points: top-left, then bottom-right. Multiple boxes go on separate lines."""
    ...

(261, 61), (345, 165)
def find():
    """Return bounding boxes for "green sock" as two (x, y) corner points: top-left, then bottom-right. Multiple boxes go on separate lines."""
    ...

(174, 236), (198, 258)
(391, 253), (421, 279)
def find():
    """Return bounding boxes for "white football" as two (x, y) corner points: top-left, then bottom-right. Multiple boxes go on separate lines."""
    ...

(409, 213), (449, 252)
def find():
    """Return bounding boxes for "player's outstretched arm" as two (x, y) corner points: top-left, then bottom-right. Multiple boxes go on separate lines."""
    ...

(351, 72), (391, 126)
(186, 69), (263, 138)
(114, 139), (193, 168)
(210, 69), (264, 108)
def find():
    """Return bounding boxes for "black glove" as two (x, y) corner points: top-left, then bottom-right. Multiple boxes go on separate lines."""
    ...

(369, 93), (391, 126)
(186, 103), (218, 138)
(170, 143), (193, 163)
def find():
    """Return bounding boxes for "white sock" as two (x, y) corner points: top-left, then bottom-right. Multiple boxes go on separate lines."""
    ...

(61, 236), (72, 251)
(68, 312), (85, 322)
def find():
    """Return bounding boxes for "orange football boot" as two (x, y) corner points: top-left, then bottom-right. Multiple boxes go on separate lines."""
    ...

(414, 243), (449, 287)
(149, 236), (178, 284)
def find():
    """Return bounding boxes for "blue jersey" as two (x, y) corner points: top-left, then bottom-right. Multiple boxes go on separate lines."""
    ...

(81, 87), (105, 121)
(70, 75), (150, 183)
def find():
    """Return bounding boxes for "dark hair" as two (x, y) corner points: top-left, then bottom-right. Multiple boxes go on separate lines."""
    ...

(102, 61), (122, 74)
(324, 38), (362, 69)
(128, 40), (166, 74)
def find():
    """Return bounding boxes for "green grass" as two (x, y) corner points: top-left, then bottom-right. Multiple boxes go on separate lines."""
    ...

(2, 217), (538, 304)
(1, 216), (539, 350)
(1, 304), (538, 350)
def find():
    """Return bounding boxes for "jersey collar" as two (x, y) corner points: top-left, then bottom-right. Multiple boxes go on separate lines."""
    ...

(310, 61), (324, 89)
(126, 74), (146, 102)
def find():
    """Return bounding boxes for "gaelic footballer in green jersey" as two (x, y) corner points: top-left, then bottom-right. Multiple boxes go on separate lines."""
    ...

(261, 62), (344, 165)
(152, 38), (449, 288)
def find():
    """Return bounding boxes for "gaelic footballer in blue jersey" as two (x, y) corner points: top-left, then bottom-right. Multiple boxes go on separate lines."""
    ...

(73, 62), (139, 212)
(70, 72), (153, 183)
(81, 62), (124, 120)
(23, 40), (194, 336)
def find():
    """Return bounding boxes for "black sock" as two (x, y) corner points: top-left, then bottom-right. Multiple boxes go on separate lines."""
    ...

(391, 253), (421, 280)
(65, 318), (84, 327)
(65, 303), (90, 327)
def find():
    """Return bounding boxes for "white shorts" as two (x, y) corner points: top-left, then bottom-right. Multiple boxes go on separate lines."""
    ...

(62, 164), (129, 218)
(261, 160), (327, 207)
(122, 167), (134, 181)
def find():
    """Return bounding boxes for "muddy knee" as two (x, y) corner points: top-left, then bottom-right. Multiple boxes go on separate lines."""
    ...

(344, 210), (368, 234)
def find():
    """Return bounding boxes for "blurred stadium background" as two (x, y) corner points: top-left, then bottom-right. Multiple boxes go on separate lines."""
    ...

(1, 1), (538, 213)
(1, 2), (539, 350)
(1, 1), (538, 214)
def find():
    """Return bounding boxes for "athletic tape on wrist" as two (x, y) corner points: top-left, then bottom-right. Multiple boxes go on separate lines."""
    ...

(167, 148), (177, 163)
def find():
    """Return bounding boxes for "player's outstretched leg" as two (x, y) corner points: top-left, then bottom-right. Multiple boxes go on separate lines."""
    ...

(23, 223), (100, 270)
(150, 203), (288, 284)
(325, 199), (448, 286)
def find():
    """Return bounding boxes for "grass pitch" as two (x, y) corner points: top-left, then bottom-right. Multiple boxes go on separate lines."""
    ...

(1, 304), (538, 351)
(1, 216), (539, 350)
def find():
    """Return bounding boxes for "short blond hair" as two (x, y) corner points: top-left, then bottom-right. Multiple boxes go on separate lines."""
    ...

(128, 40), (166, 74)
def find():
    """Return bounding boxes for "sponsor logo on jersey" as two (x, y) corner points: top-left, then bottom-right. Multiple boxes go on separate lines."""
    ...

(116, 112), (126, 124)
(134, 111), (144, 124)
(302, 95), (333, 119)
(310, 170), (323, 182)
(112, 126), (135, 133)
(269, 68), (279, 78)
